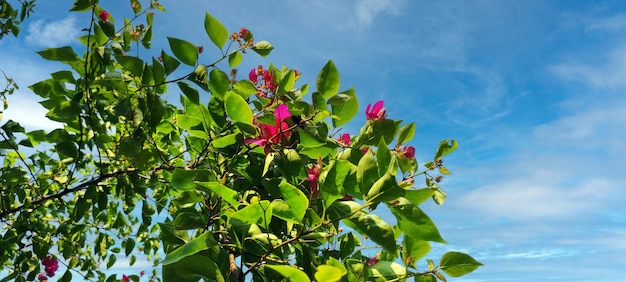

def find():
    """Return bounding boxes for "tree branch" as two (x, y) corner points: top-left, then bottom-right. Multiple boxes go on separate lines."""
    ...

(0, 168), (139, 219)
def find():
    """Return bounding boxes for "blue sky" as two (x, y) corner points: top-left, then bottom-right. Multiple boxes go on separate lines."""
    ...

(2, 0), (626, 281)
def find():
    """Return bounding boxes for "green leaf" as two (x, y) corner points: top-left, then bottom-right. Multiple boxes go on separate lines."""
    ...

(344, 210), (396, 253)
(232, 80), (258, 99)
(402, 237), (430, 267)
(176, 114), (202, 130)
(196, 182), (239, 207)
(315, 265), (345, 282)
(331, 87), (358, 127)
(298, 131), (325, 148)
(224, 91), (253, 126)
(278, 70), (295, 94)
(368, 262), (406, 282)
(357, 150), (379, 196)
(366, 173), (405, 203)
(177, 82), (200, 104)
(404, 189), (435, 206)
(171, 169), (198, 191)
(161, 50), (180, 75)
(70, 0), (91, 11)
(230, 200), (272, 226)
(251, 41), (274, 57)
(106, 254), (116, 269)
(125, 238), (135, 256)
(376, 138), (392, 176)
(228, 51), (243, 68)
(317, 60), (340, 99)
(397, 122), (416, 145)
(162, 231), (216, 265)
(265, 265), (311, 282)
(172, 190), (204, 209)
(434, 140), (458, 160)
(211, 133), (239, 149)
(209, 68), (230, 99)
(37, 46), (79, 61)
(278, 181), (308, 222)
(163, 255), (225, 281)
(204, 12), (228, 49)
(389, 203), (446, 243)
(439, 252), (483, 277)
(47, 101), (80, 123)
(115, 55), (144, 77)
(167, 37), (198, 66)
(319, 160), (355, 207)
(362, 119), (401, 146)
(312, 91), (328, 112)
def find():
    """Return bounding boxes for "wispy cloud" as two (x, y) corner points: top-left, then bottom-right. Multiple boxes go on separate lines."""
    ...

(26, 16), (80, 47)
(354, 0), (404, 25)
(549, 44), (626, 89)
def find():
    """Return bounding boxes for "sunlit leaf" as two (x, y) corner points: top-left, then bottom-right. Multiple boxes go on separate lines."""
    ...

(434, 140), (458, 160)
(265, 265), (310, 282)
(204, 12), (228, 49)
(317, 60), (340, 99)
(167, 37), (198, 66)
(439, 252), (483, 277)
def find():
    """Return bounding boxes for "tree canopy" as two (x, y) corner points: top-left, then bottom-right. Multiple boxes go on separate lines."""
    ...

(0, 1), (481, 281)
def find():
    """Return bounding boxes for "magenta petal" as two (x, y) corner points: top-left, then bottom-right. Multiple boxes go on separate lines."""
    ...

(274, 104), (292, 122)
(249, 68), (258, 83)
(244, 138), (267, 146)
(371, 100), (384, 114)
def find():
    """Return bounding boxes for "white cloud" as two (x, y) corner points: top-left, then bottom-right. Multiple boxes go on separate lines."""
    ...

(355, 0), (403, 25)
(585, 13), (626, 33)
(26, 16), (80, 47)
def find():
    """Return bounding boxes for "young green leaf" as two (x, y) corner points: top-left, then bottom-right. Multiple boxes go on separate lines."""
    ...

(161, 232), (217, 265)
(204, 12), (228, 49)
(265, 265), (311, 282)
(397, 122), (416, 145)
(434, 140), (458, 160)
(439, 252), (483, 277)
(36, 46), (79, 61)
(251, 41), (274, 57)
(390, 203), (446, 243)
(167, 37), (198, 66)
(317, 60), (340, 99)
(331, 87), (358, 128)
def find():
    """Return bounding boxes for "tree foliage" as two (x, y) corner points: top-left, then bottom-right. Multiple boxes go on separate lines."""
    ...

(0, 0), (481, 281)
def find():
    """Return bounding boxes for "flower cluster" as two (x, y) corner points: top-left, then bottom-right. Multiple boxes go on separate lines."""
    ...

(306, 161), (322, 196)
(37, 256), (58, 281)
(337, 133), (351, 146)
(398, 145), (415, 159)
(249, 65), (278, 97)
(365, 100), (387, 121)
(244, 104), (292, 154)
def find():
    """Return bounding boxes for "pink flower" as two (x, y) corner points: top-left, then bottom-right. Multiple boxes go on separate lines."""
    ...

(360, 147), (369, 155)
(262, 70), (277, 93)
(37, 273), (48, 281)
(244, 104), (292, 154)
(197, 46), (204, 54)
(306, 162), (322, 196)
(41, 256), (58, 277)
(399, 146), (415, 159)
(365, 100), (386, 121)
(122, 274), (130, 282)
(98, 10), (110, 23)
(249, 68), (258, 84)
(337, 133), (351, 146)
(238, 27), (249, 39)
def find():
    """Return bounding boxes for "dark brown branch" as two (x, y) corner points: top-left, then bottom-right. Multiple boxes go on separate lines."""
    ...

(0, 168), (138, 219)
